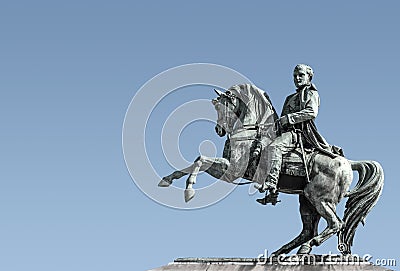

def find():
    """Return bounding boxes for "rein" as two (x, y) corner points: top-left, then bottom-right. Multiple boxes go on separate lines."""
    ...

(228, 123), (275, 141)
(232, 180), (253, 186)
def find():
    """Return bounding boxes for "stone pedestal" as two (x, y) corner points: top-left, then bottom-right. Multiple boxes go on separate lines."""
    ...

(148, 256), (393, 271)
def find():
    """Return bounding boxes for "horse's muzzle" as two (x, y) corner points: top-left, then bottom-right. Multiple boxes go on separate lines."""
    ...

(215, 124), (226, 137)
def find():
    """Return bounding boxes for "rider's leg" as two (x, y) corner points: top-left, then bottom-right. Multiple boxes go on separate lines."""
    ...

(263, 131), (296, 192)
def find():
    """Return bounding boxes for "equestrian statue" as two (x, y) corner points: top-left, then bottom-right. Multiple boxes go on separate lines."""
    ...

(158, 64), (384, 256)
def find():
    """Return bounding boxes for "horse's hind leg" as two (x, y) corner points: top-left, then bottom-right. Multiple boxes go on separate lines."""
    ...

(273, 195), (320, 255)
(298, 201), (343, 254)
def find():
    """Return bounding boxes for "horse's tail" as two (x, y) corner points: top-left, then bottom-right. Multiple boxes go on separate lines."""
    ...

(338, 160), (384, 254)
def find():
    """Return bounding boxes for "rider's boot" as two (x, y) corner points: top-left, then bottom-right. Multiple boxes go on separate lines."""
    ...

(262, 159), (281, 193)
(256, 160), (281, 205)
(256, 189), (281, 206)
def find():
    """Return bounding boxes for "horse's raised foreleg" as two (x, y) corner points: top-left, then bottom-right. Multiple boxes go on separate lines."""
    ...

(158, 157), (211, 187)
(159, 155), (232, 202)
(184, 155), (233, 202)
(273, 195), (320, 255)
(159, 156), (230, 186)
(184, 156), (204, 202)
(158, 170), (189, 187)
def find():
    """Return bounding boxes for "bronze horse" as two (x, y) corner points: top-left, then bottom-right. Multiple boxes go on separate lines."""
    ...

(159, 84), (383, 255)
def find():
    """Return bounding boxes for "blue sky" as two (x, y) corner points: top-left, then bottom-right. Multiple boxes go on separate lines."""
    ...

(1, 1), (399, 270)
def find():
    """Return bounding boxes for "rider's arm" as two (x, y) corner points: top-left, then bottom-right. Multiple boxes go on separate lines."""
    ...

(280, 94), (293, 117)
(285, 89), (320, 125)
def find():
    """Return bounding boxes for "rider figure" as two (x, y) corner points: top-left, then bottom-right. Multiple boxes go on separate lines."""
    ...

(261, 64), (334, 194)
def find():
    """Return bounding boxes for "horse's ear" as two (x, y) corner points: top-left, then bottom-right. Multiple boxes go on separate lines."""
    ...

(214, 89), (224, 97)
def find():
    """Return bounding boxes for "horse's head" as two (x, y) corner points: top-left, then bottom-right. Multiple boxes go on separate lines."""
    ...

(212, 89), (241, 137)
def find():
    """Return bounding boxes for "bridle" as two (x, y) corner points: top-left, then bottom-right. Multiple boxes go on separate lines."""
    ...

(216, 94), (276, 141)
(215, 95), (240, 137)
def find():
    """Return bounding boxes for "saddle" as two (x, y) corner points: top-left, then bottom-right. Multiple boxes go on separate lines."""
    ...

(223, 138), (333, 193)
(281, 149), (308, 177)
(278, 149), (316, 194)
(255, 148), (314, 206)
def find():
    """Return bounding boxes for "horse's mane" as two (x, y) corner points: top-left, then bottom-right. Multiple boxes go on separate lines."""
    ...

(228, 84), (278, 125)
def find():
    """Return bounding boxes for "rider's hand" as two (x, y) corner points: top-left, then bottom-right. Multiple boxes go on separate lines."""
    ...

(279, 116), (289, 128)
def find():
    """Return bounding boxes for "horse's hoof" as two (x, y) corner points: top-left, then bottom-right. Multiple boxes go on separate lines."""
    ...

(184, 188), (195, 202)
(158, 178), (172, 187)
(297, 244), (312, 254)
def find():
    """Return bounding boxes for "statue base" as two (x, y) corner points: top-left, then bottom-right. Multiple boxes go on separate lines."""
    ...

(148, 255), (393, 271)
